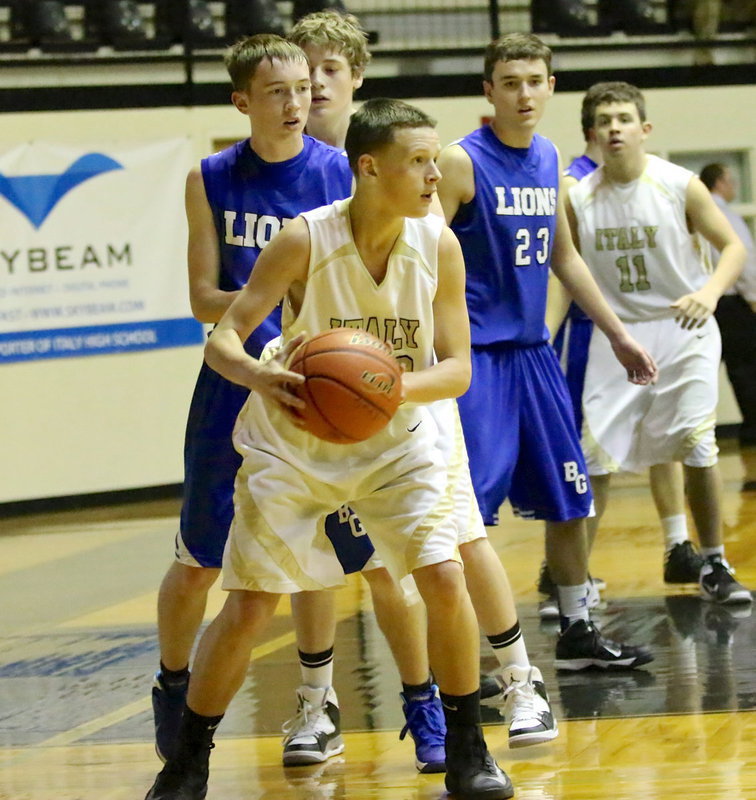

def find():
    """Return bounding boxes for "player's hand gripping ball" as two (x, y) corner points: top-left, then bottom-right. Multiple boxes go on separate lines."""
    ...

(287, 328), (402, 443)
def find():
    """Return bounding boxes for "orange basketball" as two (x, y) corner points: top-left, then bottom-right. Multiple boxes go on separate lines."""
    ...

(288, 328), (403, 444)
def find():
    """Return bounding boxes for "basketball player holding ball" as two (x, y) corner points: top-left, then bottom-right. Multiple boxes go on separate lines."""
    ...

(144, 98), (514, 800)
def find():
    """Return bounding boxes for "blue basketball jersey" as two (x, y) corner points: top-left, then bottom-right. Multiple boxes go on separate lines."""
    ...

(452, 130), (592, 523)
(180, 136), (358, 568)
(201, 136), (353, 358)
(564, 153), (597, 182)
(450, 127), (559, 346)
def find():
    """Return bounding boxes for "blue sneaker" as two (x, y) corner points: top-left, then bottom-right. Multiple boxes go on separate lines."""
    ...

(152, 671), (188, 763)
(399, 685), (446, 773)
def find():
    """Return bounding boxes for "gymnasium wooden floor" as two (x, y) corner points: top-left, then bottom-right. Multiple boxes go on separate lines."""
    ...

(1, 442), (755, 800)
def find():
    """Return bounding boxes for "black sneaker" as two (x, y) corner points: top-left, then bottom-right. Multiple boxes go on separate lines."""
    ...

(144, 746), (212, 800)
(152, 671), (189, 763)
(699, 558), (753, 604)
(664, 541), (704, 583)
(445, 725), (514, 800)
(555, 619), (654, 671)
(479, 673), (502, 702)
(537, 561), (556, 595)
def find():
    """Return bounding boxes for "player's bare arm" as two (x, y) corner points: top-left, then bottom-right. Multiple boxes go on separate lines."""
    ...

(544, 174), (579, 338)
(556, 174), (658, 384)
(435, 144), (475, 224)
(400, 227), (472, 404)
(204, 217), (310, 411)
(185, 168), (242, 324)
(670, 175), (747, 329)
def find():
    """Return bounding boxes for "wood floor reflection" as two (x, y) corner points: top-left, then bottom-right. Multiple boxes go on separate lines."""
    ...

(0, 442), (754, 800)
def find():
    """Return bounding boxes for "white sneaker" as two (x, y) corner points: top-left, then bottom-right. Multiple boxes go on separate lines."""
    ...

(282, 685), (345, 766)
(498, 665), (558, 748)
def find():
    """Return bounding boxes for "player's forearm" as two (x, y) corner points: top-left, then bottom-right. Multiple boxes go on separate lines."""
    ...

(705, 241), (746, 300)
(401, 357), (471, 404)
(204, 327), (261, 389)
(553, 257), (626, 344)
(190, 287), (242, 324)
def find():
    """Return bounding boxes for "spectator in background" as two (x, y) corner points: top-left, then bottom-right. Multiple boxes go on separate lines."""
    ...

(688, 0), (756, 64)
(700, 162), (756, 448)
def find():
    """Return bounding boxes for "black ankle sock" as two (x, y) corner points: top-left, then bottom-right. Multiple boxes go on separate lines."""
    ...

(159, 662), (190, 689)
(402, 678), (433, 698)
(178, 707), (224, 755)
(439, 689), (481, 727)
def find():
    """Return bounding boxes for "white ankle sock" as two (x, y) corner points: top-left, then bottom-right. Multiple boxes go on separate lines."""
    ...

(661, 514), (688, 552)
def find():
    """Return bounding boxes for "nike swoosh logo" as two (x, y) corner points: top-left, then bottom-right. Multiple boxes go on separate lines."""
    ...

(442, 702), (458, 711)
(0, 153), (123, 228)
(604, 644), (622, 658)
(407, 421), (422, 432)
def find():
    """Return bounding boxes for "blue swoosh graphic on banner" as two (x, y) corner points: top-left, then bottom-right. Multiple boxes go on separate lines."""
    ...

(0, 153), (123, 228)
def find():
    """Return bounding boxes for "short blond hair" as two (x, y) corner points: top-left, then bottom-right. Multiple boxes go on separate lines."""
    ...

(289, 10), (371, 75)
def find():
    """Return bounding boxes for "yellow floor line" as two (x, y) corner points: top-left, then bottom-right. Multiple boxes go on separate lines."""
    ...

(31, 624), (324, 751)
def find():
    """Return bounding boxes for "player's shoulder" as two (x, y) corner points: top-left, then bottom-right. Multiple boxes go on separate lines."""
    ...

(567, 164), (604, 212)
(302, 197), (348, 222)
(645, 153), (691, 181)
(305, 135), (349, 162)
(644, 154), (693, 196)
(396, 210), (445, 256)
(201, 138), (246, 171)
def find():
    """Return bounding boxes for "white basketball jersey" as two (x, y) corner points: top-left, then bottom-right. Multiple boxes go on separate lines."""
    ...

(283, 198), (443, 373)
(234, 198), (446, 478)
(570, 155), (712, 322)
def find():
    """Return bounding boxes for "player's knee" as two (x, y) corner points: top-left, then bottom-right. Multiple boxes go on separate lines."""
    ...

(222, 590), (279, 631)
(165, 561), (221, 595)
(413, 560), (466, 613)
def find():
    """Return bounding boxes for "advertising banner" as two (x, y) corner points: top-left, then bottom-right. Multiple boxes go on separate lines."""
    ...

(0, 139), (204, 363)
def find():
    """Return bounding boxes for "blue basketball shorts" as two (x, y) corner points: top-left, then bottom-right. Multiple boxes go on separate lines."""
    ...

(457, 341), (593, 525)
(552, 309), (594, 434)
(178, 361), (374, 573)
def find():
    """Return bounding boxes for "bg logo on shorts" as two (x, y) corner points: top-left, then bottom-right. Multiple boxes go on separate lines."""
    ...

(563, 461), (588, 494)
(336, 505), (366, 538)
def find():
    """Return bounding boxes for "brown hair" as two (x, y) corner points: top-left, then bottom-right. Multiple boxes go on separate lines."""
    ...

(699, 163), (727, 191)
(224, 34), (308, 92)
(585, 81), (647, 126)
(483, 33), (553, 82)
(345, 98), (436, 175)
(580, 82), (620, 140)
